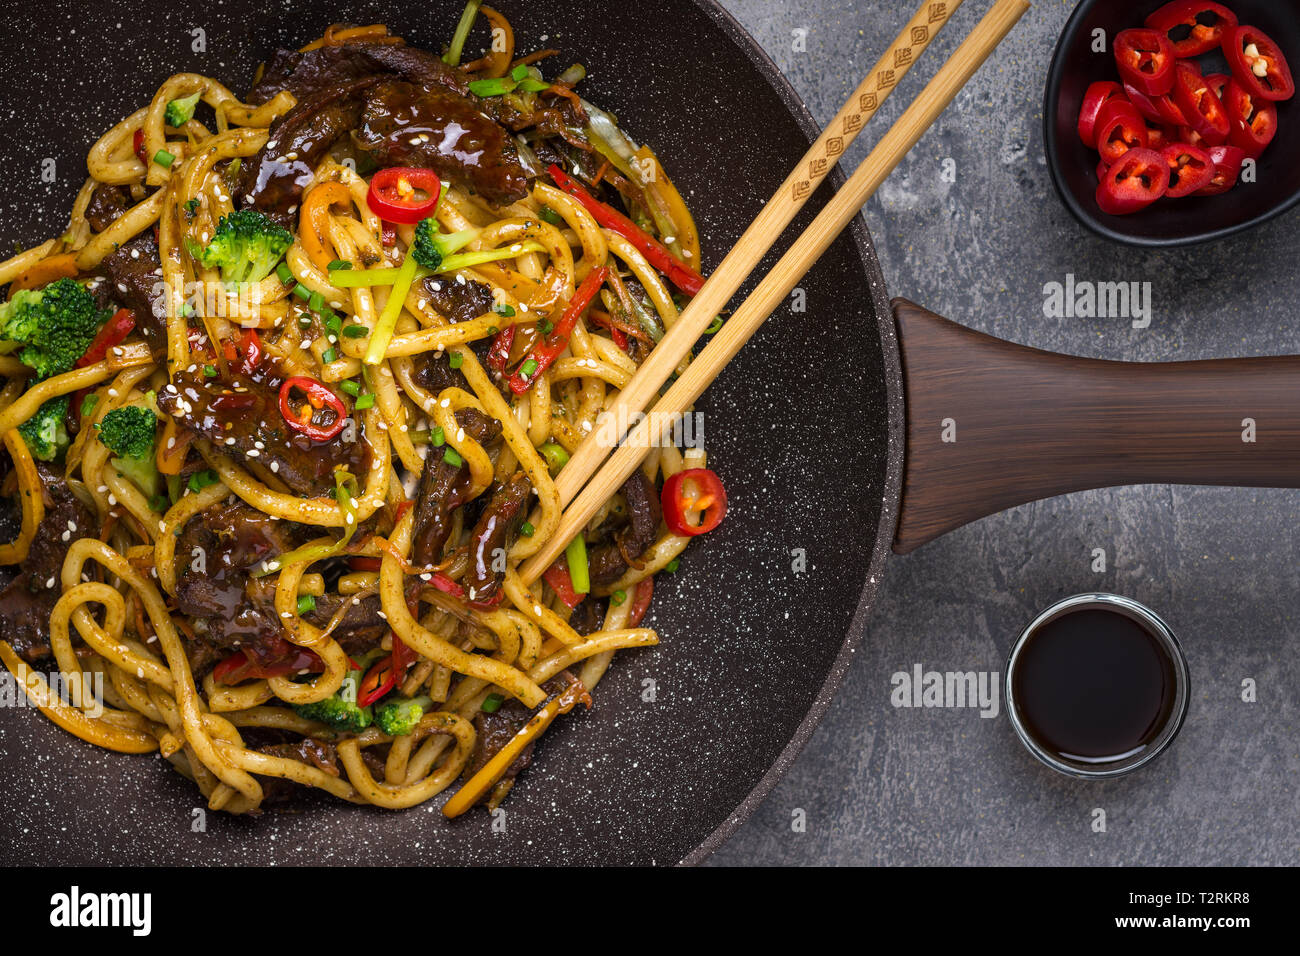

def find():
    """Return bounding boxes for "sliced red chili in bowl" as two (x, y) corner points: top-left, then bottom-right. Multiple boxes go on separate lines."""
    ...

(1096, 147), (1170, 215)
(1223, 78), (1278, 157)
(1224, 25), (1295, 103)
(1077, 81), (1125, 149)
(1194, 144), (1247, 196)
(1123, 83), (1187, 127)
(278, 376), (348, 442)
(1145, 1), (1238, 58)
(1160, 142), (1215, 198)
(661, 468), (728, 537)
(1171, 60), (1231, 146)
(366, 167), (443, 224)
(1094, 98), (1148, 165)
(1114, 28), (1176, 97)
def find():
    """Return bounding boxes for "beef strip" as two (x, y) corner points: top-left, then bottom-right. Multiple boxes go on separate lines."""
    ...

(85, 183), (130, 233)
(252, 733), (341, 807)
(354, 81), (530, 207)
(567, 598), (604, 637)
(246, 45), (382, 105)
(156, 364), (365, 498)
(588, 470), (662, 587)
(463, 674), (582, 793)
(410, 408), (501, 566)
(236, 76), (385, 222)
(302, 590), (387, 652)
(0, 467), (97, 664)
(98, 232), (168, 349)
(464, 472), (533, 604)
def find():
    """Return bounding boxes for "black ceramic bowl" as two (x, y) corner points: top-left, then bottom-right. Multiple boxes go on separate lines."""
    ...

(1045, 0), (1300, 247)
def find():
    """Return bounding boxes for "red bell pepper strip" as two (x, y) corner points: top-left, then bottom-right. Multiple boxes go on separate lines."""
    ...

(357, 634), (418, 708)
(543, 557), (587, 609)
(1160, 143), (1215, 198)
(132, 129), (148, 166)
(1077, 81), (1125, 149)
(508, 265), (608, 395)
(238, 326), (262, 374)
(366, 167), (443, 224)
(1096, 147), (1170, 215)
(1114, 28), (1176, 97)
(1223, 78), (1278, 158)
(1145, 1), (1238, 58)
(77, 308), (136, 368)
(1123, 84), (1187, 128)
(548, 164), (705, 297)
(661, 468), (728, 536)
(213, 637), (325, 685)
(1171, 61), (1231, 146)
(1094, 99), (1148, 165)
(486, 324), (516, 376)
(625, 576), (654, 628)
(1224, 25), (1295, 103)
(347, 556), (383, 572)
(1195, 144), (1247, 196)
(278, 376), (348, 442)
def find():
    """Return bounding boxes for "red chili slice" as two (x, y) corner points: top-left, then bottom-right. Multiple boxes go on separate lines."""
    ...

(1096, 147), (1170, 215)
(543, 558), (586, 609)
(76, 308), (136, 368)
(1094, 98), (1148, 165)
(1114, 28), (1176, 97)
(661, 468), (728, 537)
(486, 324), (516, 376)
(213, 637), (325, 685)
(1123, 83), (1187, 127)
(1144, 122), (1177, 151)
(278, 376), (348, 442)
(132, 129), (148, 166)
(1171, 60), (1231, 146)
(1195, 144), (1247, 196)
(1224, 25), (1295, 103)
(1160, 143), (1215, 198)
(1078, 81), (1125, 149)
(366, 167), (443, 224)
(508, 266), (608, 395)
(625, 576), (654, 628)
(1223, 77), (1279, 158)
(1145, 1), (1238, 58)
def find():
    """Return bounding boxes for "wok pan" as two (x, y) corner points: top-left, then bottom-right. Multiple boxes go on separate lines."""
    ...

(0, 0), (1290, 867)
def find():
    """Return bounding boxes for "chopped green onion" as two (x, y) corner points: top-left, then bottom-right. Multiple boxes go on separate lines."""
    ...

(340, 380), (360, 397)
(665, 557), (681, 573)
(324, 313), (342, 336)
(431, 427), (445, 447)
(444, 0), (483, 66)
(539, 442), (569, 475)
(448, 351), (463, 369)
(276, 262), (293, 285)
(611, 589), (627, 605)
(308, 291), (324, 312)
(520, 358), (538, 378)
(519, 522), (535, 537)
(188, 469), (219, 493)
(565, 535), (590, 594)
(298, 314), (313, 329)
(153, 149), (175, 168)
(292, 283), (312, 301)
(80, 394), (99, 417)
(297, 594), (317, 615)
(493, 303), (516, 317)
(481, 692), (504, 714)
(468, 77), (516, 97)
(321, 347), (338, 364)
(442, 447), (463, 468)
(327, 259), (353, 271)
(537, 318), (554, 336)
(149, 494), (170, 513)
(705, 316), (724, 334)
(342, 324), (368, 339)
(510, 64), (530, 81)
(517, 77), (550, 93)
(354, 393), (374, 410)
(538, 206), (563, 226)
(203, 364), (217, 378)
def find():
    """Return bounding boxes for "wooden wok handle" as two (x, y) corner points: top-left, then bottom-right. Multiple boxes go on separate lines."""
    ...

(892, 298), (1300, 554)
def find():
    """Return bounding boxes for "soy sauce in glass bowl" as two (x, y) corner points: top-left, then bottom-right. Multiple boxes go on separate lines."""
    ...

(1005, 593), (1190, 778)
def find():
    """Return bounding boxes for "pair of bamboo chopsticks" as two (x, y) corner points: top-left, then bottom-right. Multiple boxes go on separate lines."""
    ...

(518, 0), (1030, 585)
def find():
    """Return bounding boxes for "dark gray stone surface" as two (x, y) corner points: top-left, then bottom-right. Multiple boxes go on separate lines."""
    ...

(709, 0), (1300, 865)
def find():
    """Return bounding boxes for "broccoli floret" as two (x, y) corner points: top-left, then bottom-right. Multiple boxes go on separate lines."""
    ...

(374, 695), (432, 736)
(411, 219), (477, 270)
(197, 210), (292, 284)
(293, 661), (373, 733)
(18, 395), (70, 462)
(165, 91), (202, 127)
(0, 278), (107, 380)
(97, 405), (161, 498)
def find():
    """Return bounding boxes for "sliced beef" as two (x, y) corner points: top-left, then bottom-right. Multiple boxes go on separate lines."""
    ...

(410, 408), (500, 566)
(420, 273), (497, 326)
(303, 591), (387, 655)
(157, 365), (365, 498)
(464, 472), (532, 604)
(411, 350), (469, 397)
(0, 467), (97, 663)
(355, 81), (530, 207)
(463, 674), (583, 795)
(347, 41), (473, 97)
(588, 470), (662, 587)
(567, 598), (604, 637)
(246, 45), (382, 105)
(99, 232), (168, 349)
(85, 183), (130, 233)
(252, 732), (341, 807)
(236, 76), (385, 222)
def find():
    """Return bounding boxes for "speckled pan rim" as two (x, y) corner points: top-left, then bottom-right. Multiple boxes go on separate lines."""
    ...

(678, 0), (904, 867)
